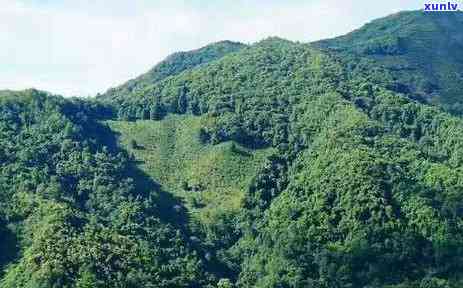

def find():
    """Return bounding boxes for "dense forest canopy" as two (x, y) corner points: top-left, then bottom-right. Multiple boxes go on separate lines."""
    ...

(316, 11), (463, 115)
(1, 10), (463, 288)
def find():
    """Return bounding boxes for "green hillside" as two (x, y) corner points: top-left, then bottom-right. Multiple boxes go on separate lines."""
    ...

(101, 41), (246, 103)
(1, 10), (463, 288)
(317, 11), (463, 115)
(98, 31), (463, 287)
(0, 90), (211, 287)
(108, 116), (272, 232)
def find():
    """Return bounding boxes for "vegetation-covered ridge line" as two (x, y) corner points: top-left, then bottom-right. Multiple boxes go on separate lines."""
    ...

(99, 40), (247, 102)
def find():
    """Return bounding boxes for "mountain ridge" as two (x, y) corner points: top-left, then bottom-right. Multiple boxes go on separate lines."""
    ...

(101, 40), (246, 102)
(316, 10), (463, 114)
(100, 10), (463, 117)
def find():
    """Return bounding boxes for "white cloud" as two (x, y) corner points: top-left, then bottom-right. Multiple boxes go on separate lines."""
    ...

(0, 0), (423, 96)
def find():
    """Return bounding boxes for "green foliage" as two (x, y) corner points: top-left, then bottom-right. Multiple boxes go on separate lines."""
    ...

(317, 10), (463, 115)
(100, 33), (463, 287)
(0, 90), (210, 287)
(101, 41), (246, 103)
(108, 115), (272, 248)
(3, 11), (463, 288)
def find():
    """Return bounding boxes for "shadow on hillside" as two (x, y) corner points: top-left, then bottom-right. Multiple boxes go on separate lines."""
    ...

(95, 122), (121, 153)
(0, 220), (19, 277)
(124, 155), (242, 280)
(103, 121), (237, 280)
(92, 121), (191, 233)
(127, 164), (191, 232)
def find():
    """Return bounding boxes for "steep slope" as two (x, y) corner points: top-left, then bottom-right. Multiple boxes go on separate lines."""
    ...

(233, 91), (463, 287)
(108, 115), (273, 242)
(105, 37), (344, 147)
(101, 40), (246, 102)
(99, 36), (463, 287)
(317, 11), (463, 115)
(0, 90), (212, 287)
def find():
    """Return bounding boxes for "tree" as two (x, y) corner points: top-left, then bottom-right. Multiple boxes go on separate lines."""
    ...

(217, 278), (233, 288)
(177, 85), (188, 114)
(199, 127), (210, 144)
(150, 100), (165, 120)
(129, 139), (139, 149)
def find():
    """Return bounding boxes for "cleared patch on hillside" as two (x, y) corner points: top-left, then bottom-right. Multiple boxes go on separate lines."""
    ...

(107, 115), (273, 225)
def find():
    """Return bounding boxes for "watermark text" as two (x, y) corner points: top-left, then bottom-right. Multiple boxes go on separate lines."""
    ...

(424, 2), (460, 11)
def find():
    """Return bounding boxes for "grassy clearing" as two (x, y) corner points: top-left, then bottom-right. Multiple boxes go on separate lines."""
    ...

(107, 114), (273, 225)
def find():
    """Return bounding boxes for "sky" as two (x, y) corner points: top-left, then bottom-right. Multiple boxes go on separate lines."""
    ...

(1, 0), (425, 97)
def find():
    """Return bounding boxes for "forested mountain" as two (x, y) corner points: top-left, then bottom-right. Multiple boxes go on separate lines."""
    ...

(2, 10), (463, 288)
(101, 41), (246, 103)
(317, 11), (463, 115)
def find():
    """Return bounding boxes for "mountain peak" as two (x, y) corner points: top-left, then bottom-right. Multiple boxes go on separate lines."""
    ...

(316, 10), (463, 114)
(101, 40), (246, 101)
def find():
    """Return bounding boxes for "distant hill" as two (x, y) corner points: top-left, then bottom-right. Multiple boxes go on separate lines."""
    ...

(101, 40), (246, 102)
(317, 11), (463, 115)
